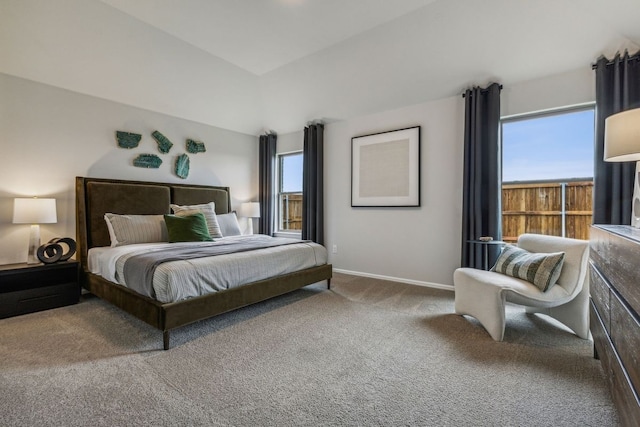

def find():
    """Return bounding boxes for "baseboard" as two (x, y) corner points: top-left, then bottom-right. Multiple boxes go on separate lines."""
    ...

(332, 268), (454, 292)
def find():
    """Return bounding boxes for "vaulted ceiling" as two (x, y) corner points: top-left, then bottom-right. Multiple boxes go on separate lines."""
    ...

(101, 0), (440, 76)
(2, 0), (639, 135)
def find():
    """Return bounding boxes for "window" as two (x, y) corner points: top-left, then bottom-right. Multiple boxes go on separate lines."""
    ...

(277, 152), (303, 233)
(500, 106), (595, 242)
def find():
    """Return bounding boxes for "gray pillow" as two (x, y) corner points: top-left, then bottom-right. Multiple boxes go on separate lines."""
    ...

(491, 244), (565, 292)
(170, 202), (222, 238)
(104, 213), (168, 247)
(217, 212), (242, 237)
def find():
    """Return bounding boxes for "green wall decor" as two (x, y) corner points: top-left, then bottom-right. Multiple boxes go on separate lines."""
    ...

(133, 154), (163, 168)
(151, 130), (173, 154)
(186, 138), (206, 153)
(116, 131), (142, 149)
(175, 153), (190, 179)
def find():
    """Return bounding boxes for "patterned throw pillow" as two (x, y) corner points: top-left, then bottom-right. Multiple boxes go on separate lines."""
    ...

(170, 202), (223, 238)
(491, 244), (565, 292)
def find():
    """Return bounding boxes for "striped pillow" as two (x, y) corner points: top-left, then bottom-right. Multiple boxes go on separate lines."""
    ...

(491, 244), (565, 292)
(104, 213), (168, 247)
(170, 202), (223, 238)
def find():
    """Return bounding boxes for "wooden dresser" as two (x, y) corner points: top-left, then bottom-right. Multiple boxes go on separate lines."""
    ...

(590, 225), (640, 426)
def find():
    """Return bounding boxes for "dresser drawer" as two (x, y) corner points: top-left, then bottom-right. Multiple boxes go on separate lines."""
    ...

(591, 300), (640, 426)
(591, 301), (614, 387)
(610, 346), (640, 427)
(590, 262), (611, 333)
(590, 225), (640, 316)
(610, 288), (640, 397)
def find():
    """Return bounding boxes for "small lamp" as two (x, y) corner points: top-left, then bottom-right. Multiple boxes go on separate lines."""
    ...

(604, 108), (640, 228)
(13, 198), (57, 264)
(239, 202), (261, 235)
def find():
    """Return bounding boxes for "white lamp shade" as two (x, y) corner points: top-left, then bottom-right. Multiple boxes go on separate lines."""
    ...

(239, 202), (261, 218)
(13, 198), (57, 224)
(604, 108), (640, 162)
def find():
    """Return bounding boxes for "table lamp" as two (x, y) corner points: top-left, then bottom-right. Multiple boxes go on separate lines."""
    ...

(604, 107), (640, 228)
(13, 198), (57, 264)
(239, 202), (260, 235)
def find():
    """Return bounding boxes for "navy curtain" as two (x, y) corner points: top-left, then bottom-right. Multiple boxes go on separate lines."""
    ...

(593, 50), (640, 225)
(258, 133), (277, 235)
(461, 83), (502, 268)
(302, 124), (324, 244)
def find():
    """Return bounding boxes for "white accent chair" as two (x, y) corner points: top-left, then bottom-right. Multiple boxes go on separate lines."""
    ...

(453, 234), (590, 341)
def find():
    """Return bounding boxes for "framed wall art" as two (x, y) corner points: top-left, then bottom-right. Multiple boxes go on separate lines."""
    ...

(351, 126), (420, 207)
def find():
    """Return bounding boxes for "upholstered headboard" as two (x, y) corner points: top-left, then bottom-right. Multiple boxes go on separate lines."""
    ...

(75, 177), (231, 270)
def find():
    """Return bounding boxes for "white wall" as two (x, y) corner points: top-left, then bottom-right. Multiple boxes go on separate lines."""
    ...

(0, 0), (262, 135)
(324, 97), (464, 287)
(0, 73), (258, 265)
(278, 98), (465, 288)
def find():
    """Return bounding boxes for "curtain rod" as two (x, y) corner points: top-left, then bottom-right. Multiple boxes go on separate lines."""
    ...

(591, 54), (640, 70)
(461, 84), (503, 98)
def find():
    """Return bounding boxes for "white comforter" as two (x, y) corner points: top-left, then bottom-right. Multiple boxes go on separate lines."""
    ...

(88, 235), (328, 303)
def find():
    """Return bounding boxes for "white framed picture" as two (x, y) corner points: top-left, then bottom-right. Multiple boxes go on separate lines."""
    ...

(351, 126), (420, 207)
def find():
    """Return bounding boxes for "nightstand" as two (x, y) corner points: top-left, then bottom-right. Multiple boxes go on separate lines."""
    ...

(0, 260), (80, 318)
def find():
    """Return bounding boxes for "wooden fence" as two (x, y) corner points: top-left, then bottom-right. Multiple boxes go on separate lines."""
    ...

(281, 181), (593, 239)
(280, 193), (302, 231)
(502, 180), (593, 243)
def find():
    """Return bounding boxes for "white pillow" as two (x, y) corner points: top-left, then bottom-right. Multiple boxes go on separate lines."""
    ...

(104, 213), (168, 247)
(170, 202), (223, 238)
(217, 212), (242, 237)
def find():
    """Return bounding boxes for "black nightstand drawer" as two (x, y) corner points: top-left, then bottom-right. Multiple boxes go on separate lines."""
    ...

(0, 261), (79, 318)
(0, 282), (79, 318)
(1, 262), (78, 293)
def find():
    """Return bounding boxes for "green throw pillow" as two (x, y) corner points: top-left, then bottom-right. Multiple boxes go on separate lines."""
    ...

(491, 244), (565, 292)
(164, 213), (213, 243)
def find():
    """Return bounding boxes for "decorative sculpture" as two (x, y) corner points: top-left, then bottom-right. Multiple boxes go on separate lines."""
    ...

(133, 154), (163, 168)
(37, 237), (76, 264)
(151, 130), (173, 154)
(186, 139), (206, 153)
(116, 131), (142, 149)
(37, 243), (62, 263)
(175, 154), (190, 179)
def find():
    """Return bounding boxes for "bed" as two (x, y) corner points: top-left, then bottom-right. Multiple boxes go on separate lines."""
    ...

(75, 176), (332, 349)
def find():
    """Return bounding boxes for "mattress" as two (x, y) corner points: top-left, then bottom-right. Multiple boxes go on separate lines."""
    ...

(88, 235), (328, 303)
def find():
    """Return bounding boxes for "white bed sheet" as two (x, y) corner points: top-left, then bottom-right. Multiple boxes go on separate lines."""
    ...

(88, 235), (328, 303)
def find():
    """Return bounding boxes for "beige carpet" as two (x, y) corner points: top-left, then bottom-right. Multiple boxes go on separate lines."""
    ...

(0, 273), (618, 426)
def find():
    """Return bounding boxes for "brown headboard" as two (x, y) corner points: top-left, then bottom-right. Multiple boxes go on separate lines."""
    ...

(75, 177), (231, 270)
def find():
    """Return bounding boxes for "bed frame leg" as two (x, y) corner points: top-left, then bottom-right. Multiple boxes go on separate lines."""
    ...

(327, 279), (331, 290)
(163, 330), (170, 350)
